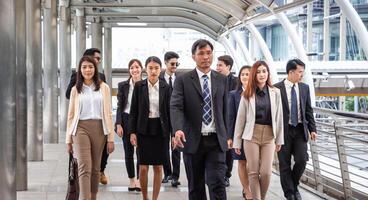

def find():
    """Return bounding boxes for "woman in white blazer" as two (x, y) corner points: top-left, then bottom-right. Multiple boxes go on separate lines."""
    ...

(233, 61), (284, 200)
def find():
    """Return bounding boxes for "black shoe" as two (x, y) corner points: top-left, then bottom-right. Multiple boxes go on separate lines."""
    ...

(128, 187), (135, 192)
(162, 175), (172, 183)
(224, 177), (230, 187)
(286, 194), (296, 200)
(295, 190), (302, 200)
(171, 179), (181, 187)
(134, 187), (141, 192)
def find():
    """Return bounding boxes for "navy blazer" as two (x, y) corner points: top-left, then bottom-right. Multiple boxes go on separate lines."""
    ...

(274, 80), (317, 141)
(170, 69), (229, 154)
(115, 79), (130, 125)
(227, 89), (242, 140)
(128, 79), (171, 138)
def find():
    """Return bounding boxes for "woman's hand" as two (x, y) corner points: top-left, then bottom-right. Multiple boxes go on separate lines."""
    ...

(227, 139), (233, 149)
(116, 124), (123, 137)
(67, 143), (73, 153)
(234, 148), (241, 155)
(275, 144), (282, 152)
(130, 133), (137, 147)
(107, 142), (115, 154)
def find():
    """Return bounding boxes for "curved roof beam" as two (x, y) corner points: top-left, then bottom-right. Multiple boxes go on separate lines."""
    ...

(197, 0), (246, 21)
(109, 22), (218, 40)
(84, 8), (223, 34)
(101, 16), (218, 38)
(70, 0), (229, 26)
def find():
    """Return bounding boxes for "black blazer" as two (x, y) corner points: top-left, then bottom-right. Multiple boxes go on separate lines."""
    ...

(128, 79), (171, 138)
(227, 73), (237, 91)
(115, 79), (130, 125)
(65, 70), (106, 99)
(170, 69), (229, 154)
(274, 80), (317, 141)
(227, 89), (242, 140)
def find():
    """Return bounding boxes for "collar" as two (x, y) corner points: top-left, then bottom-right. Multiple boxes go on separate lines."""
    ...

(256, 86), (268, 95)
(285, 79), (298, 88)
(129, 78), (134, 87)
(164, 71), (176, 79)
(83, 83), (95, 90)
(148, 79), (159, 89)
(196, 68), (211, 80)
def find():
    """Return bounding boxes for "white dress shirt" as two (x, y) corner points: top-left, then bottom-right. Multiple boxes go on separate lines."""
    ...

(196, 68), (216, 133)
(124, 78), (134, 114)
(284, 79), (302, 124)
(148, 79), (160, 118)
(164, 71), (176, 86)
(79, 83), (103, 120)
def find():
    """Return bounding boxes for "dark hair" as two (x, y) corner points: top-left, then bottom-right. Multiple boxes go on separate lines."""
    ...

(145, 56), (162, 68)
(244, 61), (273, 100)
(237, 65), (251, 90)
(127, 59), (143, 79)
(191, 39), (213, 55)
(164, 51), (179, 62)
(218, 55), (234, 70)
(83, 48), (101, 56)
(286, 58), (305, 74)
(76, 56), (100, 93)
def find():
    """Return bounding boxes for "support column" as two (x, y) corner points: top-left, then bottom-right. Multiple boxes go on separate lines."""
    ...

(91, 20), (103, 72)
(15, 0), (27, 191)
(231, 31), (252, 65)
(340, 14), (347, 61)
(75, 7), (86, 65)
(103, 25), (112, 89)
(43, 0), (58, 143)
(26, 0), (43, 161)
(59, 0), (72, 143)
(0, 0), (16, 199)
(307, 2), (313, 54)
(323, 0), (330, 61)
(218, 36), (242, 71)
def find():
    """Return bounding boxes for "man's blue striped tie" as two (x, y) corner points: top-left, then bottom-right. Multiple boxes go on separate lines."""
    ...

(291, 84), (298, 127)
(202, 75), (212, 125)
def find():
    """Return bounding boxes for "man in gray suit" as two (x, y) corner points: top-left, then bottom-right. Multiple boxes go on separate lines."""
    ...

(171, 39), (229, 200)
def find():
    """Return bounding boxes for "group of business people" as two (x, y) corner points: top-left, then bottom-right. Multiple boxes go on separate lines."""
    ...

(65, 38), (317, 200)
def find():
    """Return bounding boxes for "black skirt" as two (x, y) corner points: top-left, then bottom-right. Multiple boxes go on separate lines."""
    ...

(137, 118), (168, 165)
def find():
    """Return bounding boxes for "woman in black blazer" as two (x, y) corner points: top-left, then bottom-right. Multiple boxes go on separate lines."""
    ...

(129, 56), (171, 200)
(116, 59), (143, 191)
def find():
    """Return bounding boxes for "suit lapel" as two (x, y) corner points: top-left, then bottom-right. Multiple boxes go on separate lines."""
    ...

(211, 70), (218, 97)
(299, 83), (305, 120)
(142, 80), (149, 109)
(190, 69), (203, 98)
(269, 86), (276, 121)
(249, 95), (256, 117)
(280, 80), (290, 113)
(159, 80), (165, 109)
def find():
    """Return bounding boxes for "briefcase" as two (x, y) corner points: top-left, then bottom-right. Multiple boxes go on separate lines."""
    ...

(65, 153), (79, 200)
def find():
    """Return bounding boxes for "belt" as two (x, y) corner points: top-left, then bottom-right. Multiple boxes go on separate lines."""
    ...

(202, 132), (216, 136)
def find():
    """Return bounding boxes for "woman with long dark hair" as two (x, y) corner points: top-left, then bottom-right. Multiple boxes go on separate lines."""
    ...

(116, 59), (143, 191)
(233, 61), (284, 200)
(66, 56), (115, 200)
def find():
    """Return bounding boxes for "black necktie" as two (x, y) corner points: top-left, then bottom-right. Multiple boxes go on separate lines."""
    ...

(291, 84), (298, 127)
(169, 76), (173, 89)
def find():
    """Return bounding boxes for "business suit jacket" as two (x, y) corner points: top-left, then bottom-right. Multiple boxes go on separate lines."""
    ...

(115, 79), (130, 125)
(227, 73), (237, 91)
(66, 70), (106, 99)
(274, 80), (317, 141)
(233, 86), (284, 149)
(128, 79), (171, 138)
(227, 89), (242, 140)
(170, 69), (229, 154)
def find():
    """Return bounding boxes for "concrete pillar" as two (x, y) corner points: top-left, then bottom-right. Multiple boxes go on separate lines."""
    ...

(323, 0), (330, 61)
(15, 0), (27, 191)
(0, 0), (17, 198)
(59, 0), (72, 143)
(306, 2), (313, 54)
(43, 0), (58, 143)
(92, 20), (103, 72)
(75, 8), (86, 66)
(103, 25), (112, 89)
(26, 0), (43, 161)
(340, 14), (347, 61)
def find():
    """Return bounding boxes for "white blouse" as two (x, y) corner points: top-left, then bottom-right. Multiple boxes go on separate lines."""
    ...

(79, 83), (103, 120)
(124, 79), (134, 114)
(148, 80), (160, 118)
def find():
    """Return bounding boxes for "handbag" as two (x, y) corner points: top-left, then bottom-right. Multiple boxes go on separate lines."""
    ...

(65, 153), (79, 200)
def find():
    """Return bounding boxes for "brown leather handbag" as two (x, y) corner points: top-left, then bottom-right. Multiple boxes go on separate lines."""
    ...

(66, 153), (79, 200)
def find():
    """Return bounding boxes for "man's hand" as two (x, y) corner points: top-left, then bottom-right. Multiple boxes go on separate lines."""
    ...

(116, 124), (123, 137)
(107, 142), (115, 154)
(173, 130), (186, 149)
(310, 131), (317, 141)
(227, 139), (233, 149)
(234, 148), (241, 155)
(130, 133), (137, 147)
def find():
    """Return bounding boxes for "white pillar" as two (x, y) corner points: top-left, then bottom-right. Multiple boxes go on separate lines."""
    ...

(75, 8), (86, 65)
(340, 14), (347, 61)
(103, 25), (112, 89)
(323, 0), (330, 61)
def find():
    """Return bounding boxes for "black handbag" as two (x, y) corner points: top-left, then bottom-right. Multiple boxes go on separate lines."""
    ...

(66, 153), (79, 200)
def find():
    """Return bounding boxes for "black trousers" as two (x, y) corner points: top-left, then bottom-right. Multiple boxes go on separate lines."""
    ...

(278, 124), (309, 197)
(225, 150), (233, 178)
(184, 134), (227, 200)
(122, 112), (139, 179)
(163, 137), (181, 180)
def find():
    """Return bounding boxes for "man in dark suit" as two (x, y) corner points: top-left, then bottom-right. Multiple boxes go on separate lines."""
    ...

(65, 48), (109, 185)
(171, 39), (229, 200)
(159, 51), (182, 187)
(274, 59), (317, 200)
(216, 55), (237, 187)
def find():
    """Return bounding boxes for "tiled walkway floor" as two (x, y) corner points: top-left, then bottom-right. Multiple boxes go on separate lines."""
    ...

(17, 143), (330, 200)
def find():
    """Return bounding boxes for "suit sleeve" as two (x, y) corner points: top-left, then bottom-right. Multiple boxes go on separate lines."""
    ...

(305, 86), (317, 133)
(275, 90), (284, 145)
(65, 72), (76, 100)
(115, 83), (124, 125)
(233, 97), (247, 149)
(100, 73), (106, 83)
(223, 78), (229, 140)
(166, 87), (173, 137)
(227, 92), (236, 140)
(128, 84), (139, 135)
(170, 76), (185, 133)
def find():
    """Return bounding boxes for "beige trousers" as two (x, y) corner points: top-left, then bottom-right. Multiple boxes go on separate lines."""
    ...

(243, 124), (275, 200)
(73, 120), (106, 200)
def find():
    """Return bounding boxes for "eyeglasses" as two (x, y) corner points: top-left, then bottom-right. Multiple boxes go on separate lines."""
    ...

(94, 57), (102, 62)
(170, 62), (180, 67)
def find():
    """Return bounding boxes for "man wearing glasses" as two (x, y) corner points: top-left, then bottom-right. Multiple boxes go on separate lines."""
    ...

(159, 51), (182, 187)
(65, 48), (109, 185)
